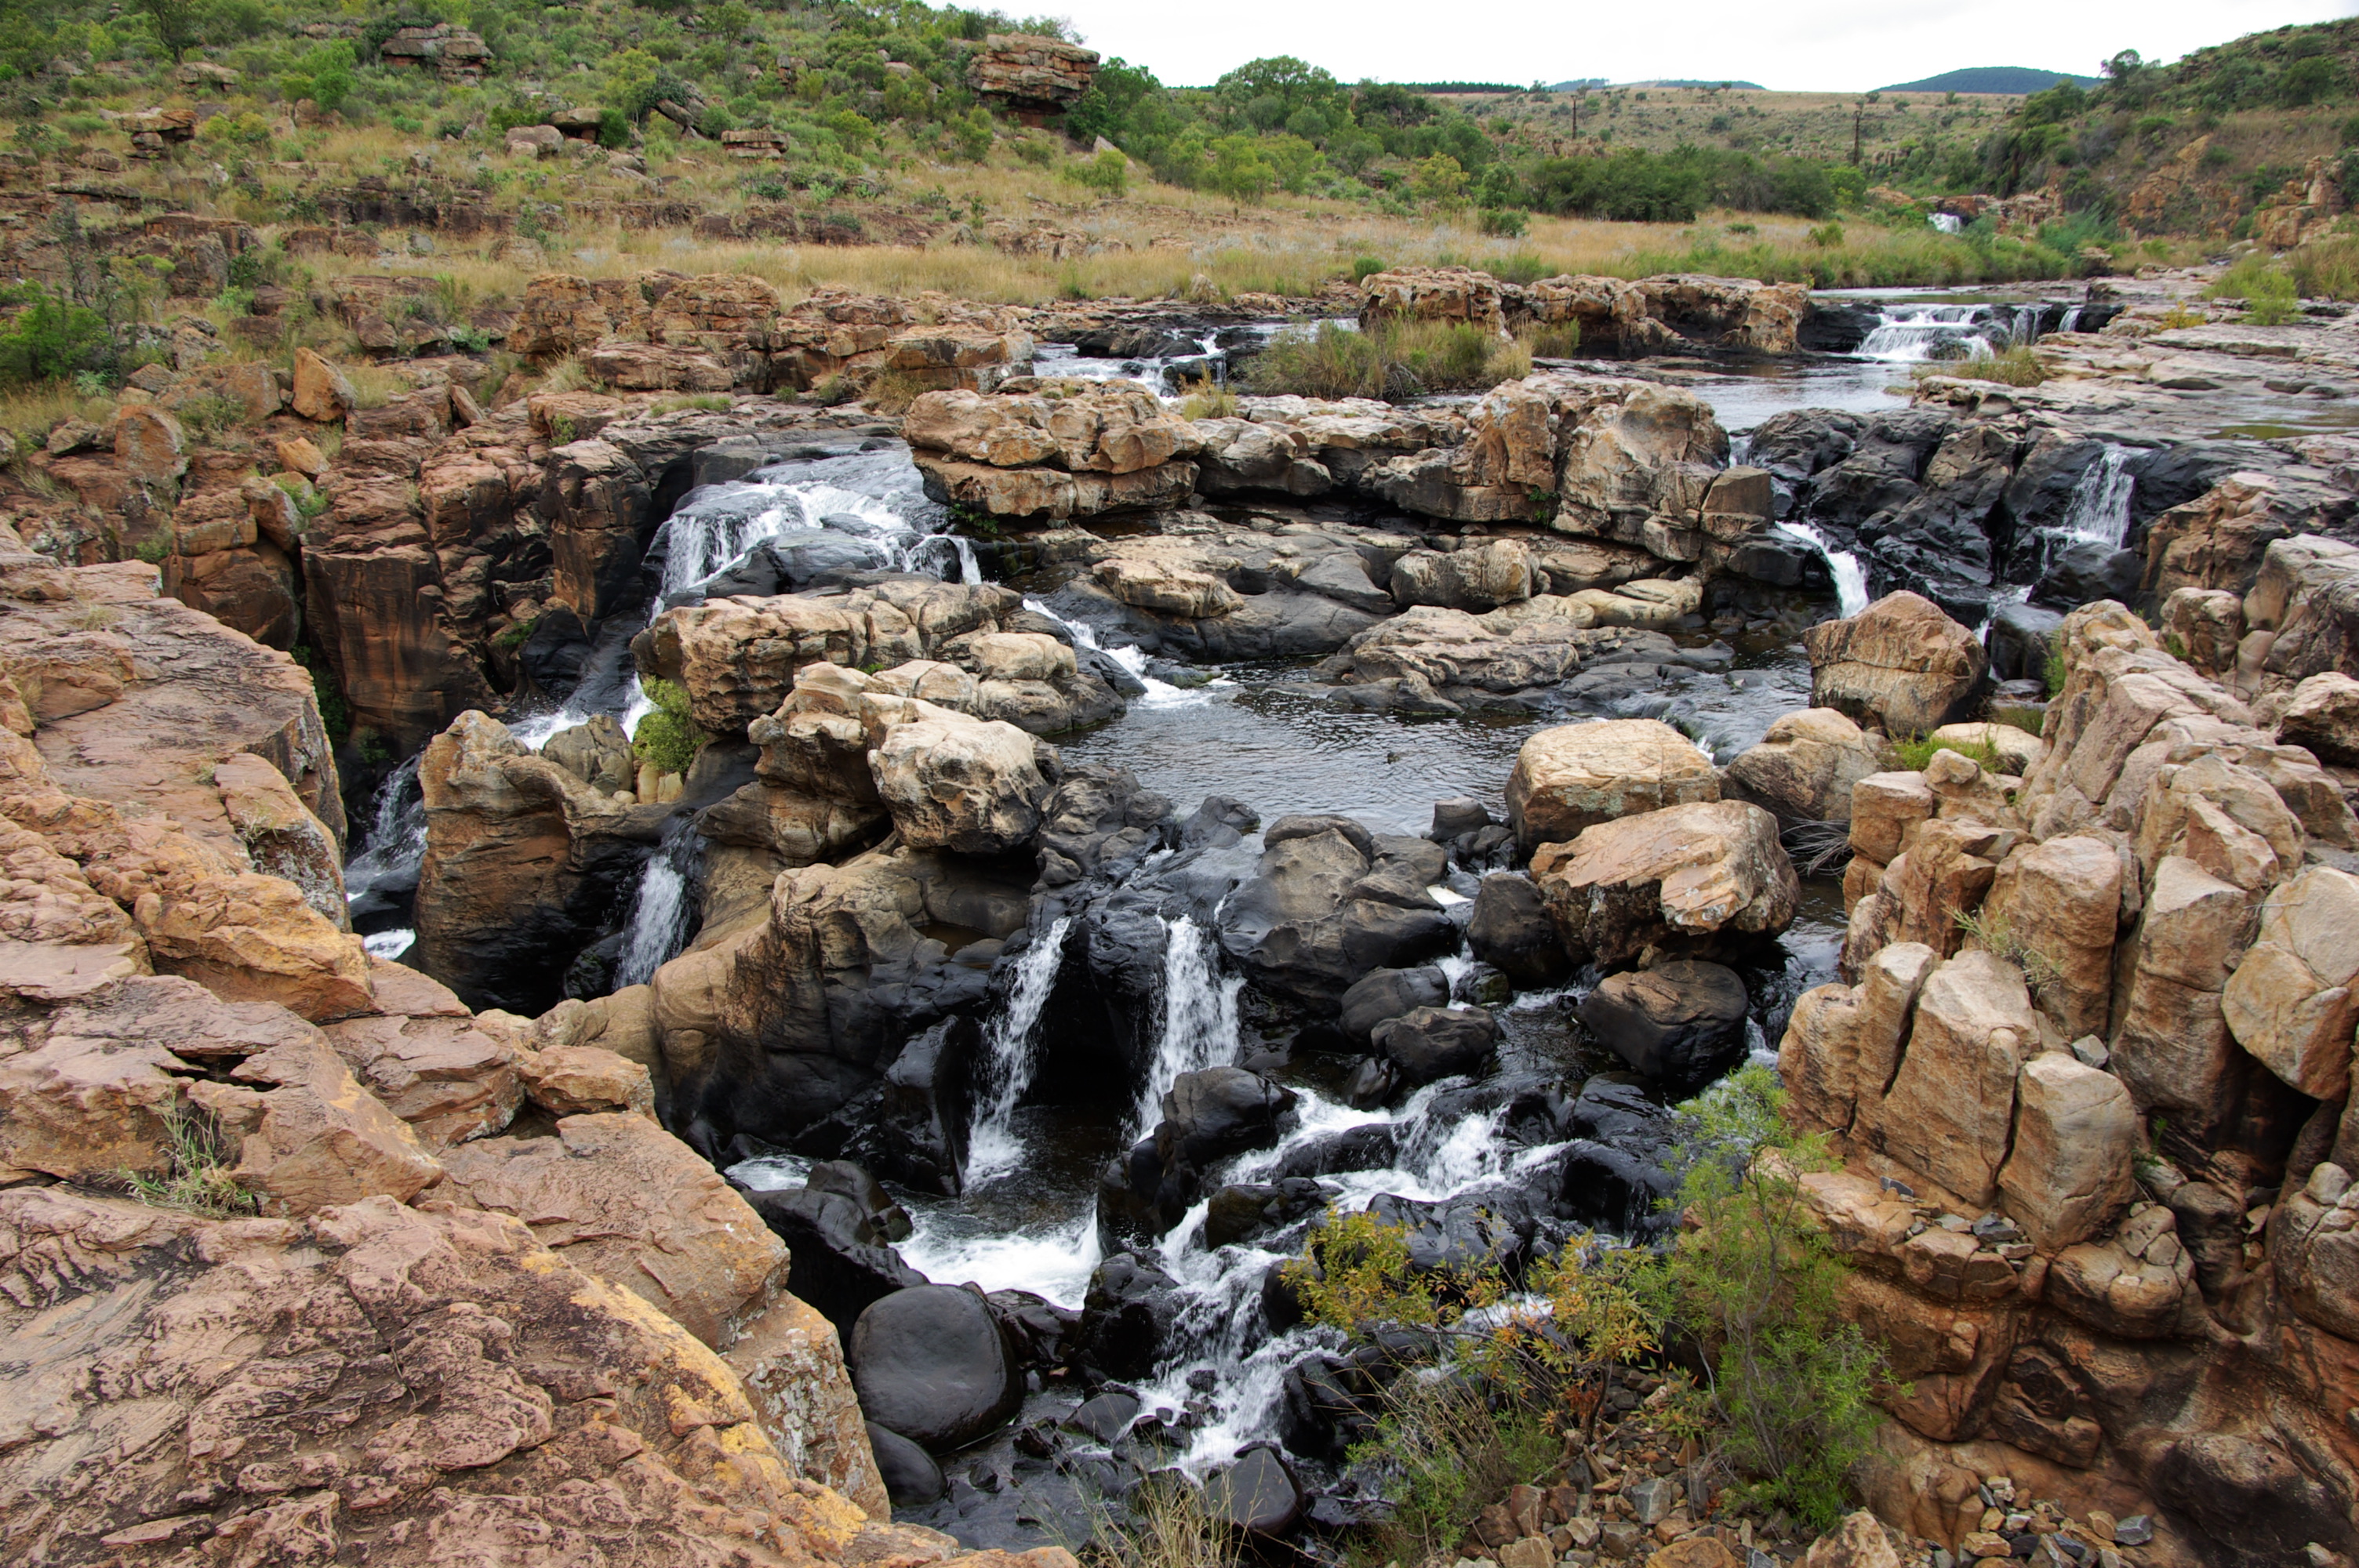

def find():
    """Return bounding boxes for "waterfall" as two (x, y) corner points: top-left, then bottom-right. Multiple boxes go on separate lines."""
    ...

(2059, 305), (2084, 333)
(613, 819), (703, 988)
(1021, 595), (1221, 708)
(2008, 304), (2043, 347)
(1776, 522), (1872, 618)
(1928, 212), (1964, 235)
(965, 916), (1074, 1179)
(1133, 915), (1245, 1134)
(2060, 447), (2135, 548)
(345, 759), (426, 916)
(1854, 304), (1994, 362)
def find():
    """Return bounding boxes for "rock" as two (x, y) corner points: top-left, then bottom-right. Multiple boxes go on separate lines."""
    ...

(0, 1188), (902, 1566)
(1208, 1444), (1303, 1535)
(2271, 1162), (2359, 1339)
(1722, 707), (1885, 824)
(1074, 1251), (1181, 1377)
(1373, 1005), (1499, 1085)
(722, 1293), (888, 1518)
(191, 1029), (445, 1214)
(438, 1112), (782, 1348)
(1804, 591), (1988, 735)
(112, 404), (187, 488)
(1468, 873), (1574, 985)
(867, 1421), (947, 1505)
(1218, 816), (1456, 1006)
(290, 346), (354, 422)
(1579, 960), (1750, 1089)
(849, 1284), (1023, 1454)
(2222, 866), (2359, 1101)
(517, 1044), (654, 1118)
(1873, 950), (2037, 1207)
(1800, 1512), (1903, 1568)
(1339, 965), (1450, 1045)
(1994, 1054), (2138, 1250)
(322, 998), (523, 1148)
(965, 31), (1100, 107)
(871, 711), (1053, 855)
(1648, 1540), (1736, 1568)
(1986, 601), (2066, 686)
(1506, 719), (1721, 852)
(2032, 539), (2143, 610)
(1205, 1178), (1332, 1248)
(744, 1184), (929, 1332)
(2277, 670), (2359, 766)
(1532, 800), (1799, 967)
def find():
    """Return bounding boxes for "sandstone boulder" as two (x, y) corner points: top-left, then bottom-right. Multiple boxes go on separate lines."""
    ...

(290, 346), (354, 422)
(2277, 670), (2359, 766)
(1996, 1053), (2138, 1250)
(869, 710), (1053, 855)
(1723, 707), (1885, 825)
(1506, 720), (1720, 853)
(2221, 865), (2359, 1101)
(1873, 950), (2037, 1207)
(1532, 800), (1798, 967)
(1804, 591), (1987, 735)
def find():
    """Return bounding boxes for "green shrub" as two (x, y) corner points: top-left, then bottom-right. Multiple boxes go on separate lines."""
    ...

(1351, 256), (1389, 281)
(2045, 641), (2069, 698)
(632, 677), (703, 776)
(1521, 321), (1583, 358)
(292, 643), (350, 745)
(0, 284), (116, 388)
(1244, 318), (1527, 401)
(1478, 206), (1529, 238)
(1060, 147), (1129, 197)
(1917, 343), (2046, 387)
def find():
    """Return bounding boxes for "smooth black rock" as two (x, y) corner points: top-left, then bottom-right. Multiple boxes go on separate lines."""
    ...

(1063, 1390), (1140, 1445)
(743, 1185), (928, 1332)
(1578, 960), (1750, 1091)
(1204, 1177), (1333, 1250)
(867, 1421), (946, 1505)
(1158, 1067), (1297, 1167)
(987, 1288), (1081, 1372)
(1208, 1444), (1303, 1535)
(805, 1158), (912, 1242)
(1467, 873), (1572, 988)
(1986, 601), (2066, 686)
(1341, 1055), (1398, 1109)
(2031, 538), (2142, 609)
(1430, 797), (1493, 840)
(1365, 1188), (1536, 1276)
(1275, 1122), (1402, 1178)
(1339, 966), (1451, 1046)
(849, 1285), (1023, 1454)
(1074, 1252), (1181, 1379)
(1373, 1005), (1498, 1086)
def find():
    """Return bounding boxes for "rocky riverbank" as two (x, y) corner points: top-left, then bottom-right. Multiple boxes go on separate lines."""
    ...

(7, 260), (2359, 1568)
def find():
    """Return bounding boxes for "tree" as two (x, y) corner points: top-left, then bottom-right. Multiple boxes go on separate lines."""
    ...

(1205, 134), (1274, 203)
(1408, 151), (1468, 207)
(135, 0), (201, 62)
(1213, 56), (1343, 125)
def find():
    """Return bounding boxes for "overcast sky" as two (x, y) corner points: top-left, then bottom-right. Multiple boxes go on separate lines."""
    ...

(1038, 0), (2359, 93)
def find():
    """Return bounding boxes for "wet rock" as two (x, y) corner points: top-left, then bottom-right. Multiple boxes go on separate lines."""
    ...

(805, 1158), (912, 1242)
(1468, 873), (1574, 986)
(1339, 965), (1451, 1045)
(1205, 1177), (1333, 1249)
(1985, 601), (2066, 687)
(1208, 1444), (1303, 1535)
(742, 1183), (928, 1332)
(867, 1421), (947, 1505)
(1373, 1005), (1499, 1086)
(1276, 1121), (1403, 1178)
(987, 1288), (1081, 1371)
(1074, 1251), (1181, 1378)
(1579, 960), (1749, 1091)
(1341, 1054), (1399, 1108)
(1217, 815), (1456, 1007)
(1064, 1389), (1140, 1443)
(1365, 1187), (1536, 1276)
(849, 1284), (1023, 1454)
(2032, 539), (2143, 611)
(865, 1016), (972, 1196)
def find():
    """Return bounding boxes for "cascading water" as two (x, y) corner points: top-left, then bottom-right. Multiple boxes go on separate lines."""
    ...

(613, 818), (703, 987)
(1133, 915), (1245, 1133)
(345, 759), (426, 931)
(1853, 303), (2000, 362)
(1022, 594), (1224, 709)
(2059, 445), (2136, 548)
(964, 916), (1075, 1180)
(1928, 212), (1965, 235)
(1774, 521), (1872, 617)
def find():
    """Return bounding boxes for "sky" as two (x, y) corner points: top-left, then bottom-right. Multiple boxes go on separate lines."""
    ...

(1033, 0), (2359, 93)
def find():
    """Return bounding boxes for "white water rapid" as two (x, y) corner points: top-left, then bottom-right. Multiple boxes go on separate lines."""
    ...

(1775, 521), (1872, 617)
(964, 916), (1076, 1181)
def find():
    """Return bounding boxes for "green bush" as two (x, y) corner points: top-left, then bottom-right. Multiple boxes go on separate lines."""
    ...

(632, 677), (703, 776)
(1060, 147), (1128, 197)
(1889, 732), (1999, 771)
(0, 284), (115, 388)
(1478, 206), (1529, 238)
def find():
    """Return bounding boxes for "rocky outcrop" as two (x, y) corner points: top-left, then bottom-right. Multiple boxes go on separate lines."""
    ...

(1722, 708), (1887, 825)
(1218, 815), (1456, 1007)
(413, 710), (663, 1014)
(1359, 267), (1812, 356)
(906, 383), (1202, 521)
(964, 33), (1100, 110)
(1779, 597), (2359, 1564)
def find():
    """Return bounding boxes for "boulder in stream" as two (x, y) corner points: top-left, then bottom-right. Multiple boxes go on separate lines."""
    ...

(849, 1284), (1023, 1453)
(1578, 960), (1750, 1091)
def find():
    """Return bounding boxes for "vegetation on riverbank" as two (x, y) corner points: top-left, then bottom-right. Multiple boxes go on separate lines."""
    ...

(1287, 1065), (1886, 1557)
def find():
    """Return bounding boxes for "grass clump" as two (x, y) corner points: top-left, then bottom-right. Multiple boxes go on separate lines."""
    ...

(1092, 1473), (1235, 1568)
(1954, 907), (2064, 991)
(1176, 375), (1238, 419)
(632, 677), (703, 777)
(2205, 259), (2302, 324)
(1888, 732), (2000, 771)
(1919, 343), (2047, 387)
(121, 1102), (257, 1219)
(1244, 318), (1528, 402)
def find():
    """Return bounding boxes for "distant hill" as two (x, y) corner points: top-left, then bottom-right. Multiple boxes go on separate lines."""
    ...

(1543, 78), (1765, 92)
(1877, 66), (2100, 95)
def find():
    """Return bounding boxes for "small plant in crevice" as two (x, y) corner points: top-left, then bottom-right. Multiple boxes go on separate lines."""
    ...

(119, 1102), (257, 1219)
(1888, 731), (1998, 772)
(1952, 907), (2064, 992)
